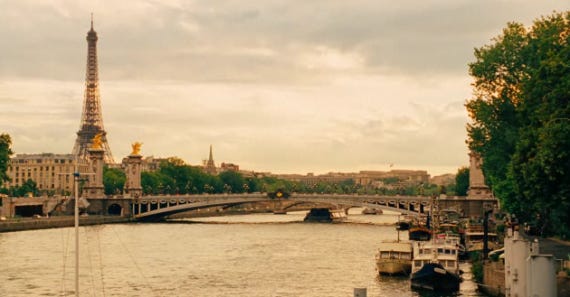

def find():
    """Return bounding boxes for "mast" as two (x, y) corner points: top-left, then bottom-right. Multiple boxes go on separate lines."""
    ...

(73, 164), (80, 297)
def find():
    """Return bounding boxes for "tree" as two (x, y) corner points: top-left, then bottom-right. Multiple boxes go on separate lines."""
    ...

(142, 171), (162, 194)
(466, 11), (570, 238)
(13, 179), (39, 197)
(103, 167), (126, 195)
(0, 133), (14, 187)
(219, 171), (245, 193)
(455, 167), (470, 196)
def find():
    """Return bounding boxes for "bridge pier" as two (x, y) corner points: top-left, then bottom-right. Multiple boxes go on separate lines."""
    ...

(85, 198), (133, 217)
(83, 148), (105, 198)
(124, 153), (143, 198)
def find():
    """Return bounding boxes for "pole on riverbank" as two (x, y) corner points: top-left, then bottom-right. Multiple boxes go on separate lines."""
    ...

(354, 287), (367, 297)
(73, 171), (79, 297)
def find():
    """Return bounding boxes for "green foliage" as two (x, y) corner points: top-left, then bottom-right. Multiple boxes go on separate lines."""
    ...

(455, 167), (470, 196)
(103, 167), (126, 195)
(471, 259), (484, 283)
(8, 179), (39, 197)
(141, 171), (162, 195)
(1, 179), (39, 197)
(382, 177), (400, 184)
(218, 171), (245, 193)
(244, 178), (260, 193)
(496, 224), (506, 234)
(0, 133), (14, 187)
(466, 11), (570, 238)
(136, 158), (444, 203)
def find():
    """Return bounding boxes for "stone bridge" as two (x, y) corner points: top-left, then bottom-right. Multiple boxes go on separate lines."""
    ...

(130, 193), (441, 221)
(2, 193), (497, 221)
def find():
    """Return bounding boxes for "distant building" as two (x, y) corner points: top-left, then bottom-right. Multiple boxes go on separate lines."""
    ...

(430, 173), (456, 186)
(274, 169), (430, 187)
(139, 156), (169, 172)
(220, 162), (239, 172)
(359, 170), (430, 185)
(5, 154), (89, 194)
(238, 170), (256, 178)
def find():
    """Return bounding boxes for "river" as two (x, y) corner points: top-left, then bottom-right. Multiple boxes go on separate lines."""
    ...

(0, 209), (484, 296)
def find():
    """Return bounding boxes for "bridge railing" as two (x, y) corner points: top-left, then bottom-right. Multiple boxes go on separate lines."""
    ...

(131, 192), (436, 219)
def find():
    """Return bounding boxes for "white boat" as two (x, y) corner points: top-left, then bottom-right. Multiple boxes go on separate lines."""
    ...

(375, 241), (413, 275)
(410, 233), (462, 291)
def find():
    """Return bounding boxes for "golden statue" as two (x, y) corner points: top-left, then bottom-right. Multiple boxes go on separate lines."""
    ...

(91, 133), (103, 149)
(131, 142), (143, 155)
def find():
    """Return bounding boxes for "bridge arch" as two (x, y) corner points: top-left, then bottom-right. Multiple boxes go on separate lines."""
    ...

(132, 193), (433, 221)
(108, 203), (122, 216)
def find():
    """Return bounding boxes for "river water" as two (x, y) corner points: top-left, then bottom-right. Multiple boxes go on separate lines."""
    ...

(0, 210), (484, 297)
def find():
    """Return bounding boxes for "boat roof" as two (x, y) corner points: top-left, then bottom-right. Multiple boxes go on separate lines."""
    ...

(465, 231), (497, 236)
(378, 241), (412, 252)
(414, 239), (460, 249)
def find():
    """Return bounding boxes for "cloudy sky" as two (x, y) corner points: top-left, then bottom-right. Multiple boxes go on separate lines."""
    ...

(1, 1), (568, 176)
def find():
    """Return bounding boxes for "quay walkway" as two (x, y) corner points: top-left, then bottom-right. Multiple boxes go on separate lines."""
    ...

(0, 215), (132, 233)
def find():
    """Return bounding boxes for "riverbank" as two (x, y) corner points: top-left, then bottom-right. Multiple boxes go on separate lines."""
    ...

(477, 235), (570, 297)
(0, 215), (133, 233)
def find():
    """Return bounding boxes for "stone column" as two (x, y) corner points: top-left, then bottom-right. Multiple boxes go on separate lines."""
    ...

(124, 153), (143, 198)
(83, 148), (105, 198)
(467, 152), (492, 199)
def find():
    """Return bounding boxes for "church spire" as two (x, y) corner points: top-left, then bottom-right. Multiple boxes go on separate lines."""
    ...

(205, 145), (217, 175)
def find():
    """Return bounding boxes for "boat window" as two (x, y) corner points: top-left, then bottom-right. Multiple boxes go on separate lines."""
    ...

(401, 253), (411, 260)
(452, 250), (456, 255)
(381, 252), (390, 259)
(437, 248), (444, 253)
(447, 260), (455, 267)
(444, 249), (450, 254)
(469, 235), (484, 241)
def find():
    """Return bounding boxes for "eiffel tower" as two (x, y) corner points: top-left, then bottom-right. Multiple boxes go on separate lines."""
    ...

(72, 15), (115, 164)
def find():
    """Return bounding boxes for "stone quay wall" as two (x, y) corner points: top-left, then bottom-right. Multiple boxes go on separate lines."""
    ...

(479, 261), (506, 297)
(0, 215), (132, 233)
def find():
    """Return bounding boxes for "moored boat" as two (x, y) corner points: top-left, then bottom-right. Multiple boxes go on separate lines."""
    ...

(410, 262), (461, 291)
(410, 234), (462, 292)
(375, 241), (412, 275)
(303, 208), (346, 223)
(396, 220), (411, 231)
(408, 226), (431, 241)
(362, 208), (383, 215)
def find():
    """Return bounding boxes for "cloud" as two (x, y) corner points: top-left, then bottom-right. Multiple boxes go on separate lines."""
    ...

(2, 0), (569, 175)
(2, 0), (569, 83)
